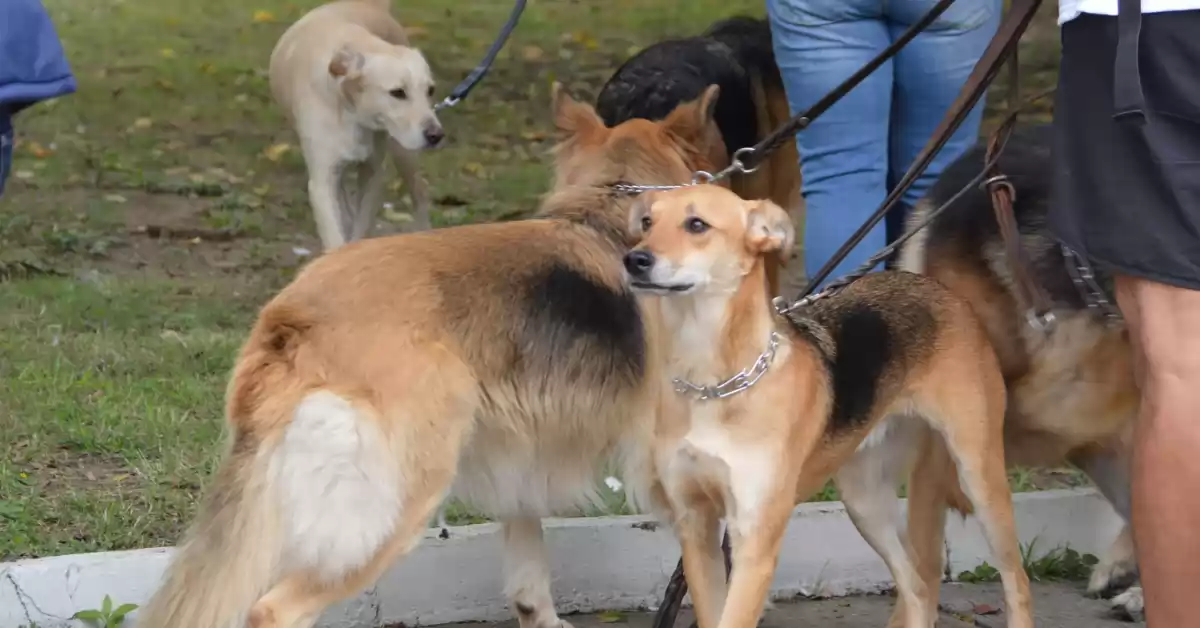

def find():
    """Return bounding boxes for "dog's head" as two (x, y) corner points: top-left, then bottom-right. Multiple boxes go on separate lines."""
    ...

(622, 185), (794, 296)
(549, 82), (725, 191)
(329, 44), (443, 151)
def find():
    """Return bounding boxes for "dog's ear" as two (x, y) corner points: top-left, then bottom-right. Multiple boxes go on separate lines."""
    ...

(663, 84), (720, 143)
(329, 46), (366, 79)
(552, 81), (604, 138)
(745, 199), (796, 260)
(628, 191), (660, 239)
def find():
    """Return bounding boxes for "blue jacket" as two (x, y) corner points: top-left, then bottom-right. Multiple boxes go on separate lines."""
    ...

(1, 0), (76, 121)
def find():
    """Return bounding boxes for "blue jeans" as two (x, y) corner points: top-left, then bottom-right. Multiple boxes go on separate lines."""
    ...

(0, 115), (12, 199)
(766, 0), (1001, 283)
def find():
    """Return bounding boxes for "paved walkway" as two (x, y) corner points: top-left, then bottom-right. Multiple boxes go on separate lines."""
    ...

(437, 583), (1142, 628)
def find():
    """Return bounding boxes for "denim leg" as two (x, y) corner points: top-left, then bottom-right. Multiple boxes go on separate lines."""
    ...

(767, 0), (893, 285)
(0, 115), (13, 199)
(885, 0), (1002, 241)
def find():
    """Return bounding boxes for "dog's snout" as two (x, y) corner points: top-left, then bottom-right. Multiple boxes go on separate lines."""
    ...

(623, 249), (656, 277)
(424, 124), (445, 147)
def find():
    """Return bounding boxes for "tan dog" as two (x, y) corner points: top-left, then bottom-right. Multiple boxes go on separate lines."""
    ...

(624, 184), (1034, 628)
(269, 0), (443, 251)
(132, 92), (758, 628)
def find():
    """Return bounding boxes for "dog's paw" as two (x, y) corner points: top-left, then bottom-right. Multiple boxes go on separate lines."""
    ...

(1110, 586), (1145, 623)
(1087, 559), (1140, 600)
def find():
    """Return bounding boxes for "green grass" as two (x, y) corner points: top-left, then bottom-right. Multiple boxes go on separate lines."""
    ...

(0, 0), (1074, 560)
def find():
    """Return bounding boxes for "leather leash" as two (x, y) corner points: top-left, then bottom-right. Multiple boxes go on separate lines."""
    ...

(982, 46), (1057, 330)
(434, 0), (527, 111)
(649, 2), (1045, 628)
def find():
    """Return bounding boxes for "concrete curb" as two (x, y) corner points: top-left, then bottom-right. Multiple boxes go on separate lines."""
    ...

(0, 489), (1121, 628)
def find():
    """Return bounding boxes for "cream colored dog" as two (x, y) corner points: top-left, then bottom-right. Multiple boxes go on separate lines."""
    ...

(269, 0), (443, 251)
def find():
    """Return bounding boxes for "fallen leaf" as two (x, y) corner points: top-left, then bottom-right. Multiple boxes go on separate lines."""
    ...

(104, 194), (128, 204)
(253, 184), (271, 196)
(520, 131), (547, 141)
(27, 142), (51, 158)
(199, 62), (217, 74)
(160, 48), (177, 59)
(597, 611), (625, 624)
(262, 142), (292, 161)
(235, 93), (249, 103)
(463, 162), (485, 177)
(973, 603), (1001, 615)
(252, 9), (276, 23)
(133, 117), (153, 129)
(521, 46), (545, 61)
(14, 170), (34, 180)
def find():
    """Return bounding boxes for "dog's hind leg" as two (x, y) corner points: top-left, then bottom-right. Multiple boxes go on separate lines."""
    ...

(249, 360), (478, 627)
(915, 364), (1034, 628)
(1070, 443), (1141, 602)
(349, 134), (390, 241)
(503, 517), (575, 628)
(836, 418), (933, 628)
(390, 139), (433, 231)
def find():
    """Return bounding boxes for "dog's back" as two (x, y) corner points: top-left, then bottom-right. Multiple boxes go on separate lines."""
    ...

(595, 16), (780, 160)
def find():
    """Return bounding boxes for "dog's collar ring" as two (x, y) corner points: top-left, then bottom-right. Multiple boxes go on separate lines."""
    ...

(673, 331), (782, 402)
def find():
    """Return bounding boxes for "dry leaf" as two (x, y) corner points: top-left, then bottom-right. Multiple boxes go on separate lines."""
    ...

(27, 142), (51, 158)
(463, 162), (485, 177)
(133, 117), (153, 129)
(973, 604), (1001, 615)
(104, 194), (128, 204)
(521, 46), (544, 61)
(252, 10), (276, 23)
(160, 48), (177, 59)
(198, 62), (217, 75)
(262, 143), (292, 162)
(520, 130), (547, 141)
(597, 611), (625, 623)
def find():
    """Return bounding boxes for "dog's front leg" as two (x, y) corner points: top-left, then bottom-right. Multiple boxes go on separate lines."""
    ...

(715, 490), (795, 628)
(502, 517), (574, 628)
(390, 139), (433, 231)
(306, 156), (349, 251)
(675, 511), (729, 628)
(349, 134), (389, 241)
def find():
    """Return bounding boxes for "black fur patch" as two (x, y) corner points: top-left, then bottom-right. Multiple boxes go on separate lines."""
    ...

(594, 17), (779, 160)
(823, 304), (894, 432)
(520, 263), (645, 384)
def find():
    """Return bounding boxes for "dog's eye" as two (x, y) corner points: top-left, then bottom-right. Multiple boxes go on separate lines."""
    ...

(640, 215), (652, 232)
(390, 88), (407, 99)
(684, 217), (710, 234)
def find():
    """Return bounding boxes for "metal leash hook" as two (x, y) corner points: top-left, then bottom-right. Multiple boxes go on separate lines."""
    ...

(432, 0), (527, 112)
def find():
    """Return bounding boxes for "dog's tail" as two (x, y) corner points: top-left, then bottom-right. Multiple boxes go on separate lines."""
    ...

(704, 16), (782, 90)
(134, 433), (283, 628)
(137, 306), (403, 627)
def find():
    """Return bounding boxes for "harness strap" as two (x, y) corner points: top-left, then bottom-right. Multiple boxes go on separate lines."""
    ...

(1113, 0), (1146, 123)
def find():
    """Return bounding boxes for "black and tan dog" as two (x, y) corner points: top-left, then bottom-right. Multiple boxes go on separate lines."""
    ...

(133, 91), (745, 628)
(898, 124), (1144, 619)
(624, 184), (1034, 628)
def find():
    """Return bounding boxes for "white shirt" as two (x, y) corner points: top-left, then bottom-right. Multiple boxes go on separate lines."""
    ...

(1060, 0), (1200, 24)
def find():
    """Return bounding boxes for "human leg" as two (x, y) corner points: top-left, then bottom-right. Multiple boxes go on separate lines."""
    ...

(766, 0), (892, 283)
(1052, 11), (1200, 625)
(886, 0), (1001, 243)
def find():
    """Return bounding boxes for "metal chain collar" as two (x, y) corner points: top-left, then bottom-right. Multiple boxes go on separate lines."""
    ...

(672, 331), (782, 402)
(611, 148), (760, 195)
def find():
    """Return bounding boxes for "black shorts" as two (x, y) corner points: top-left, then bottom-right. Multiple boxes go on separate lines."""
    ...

(1050, 9), (1200, 290)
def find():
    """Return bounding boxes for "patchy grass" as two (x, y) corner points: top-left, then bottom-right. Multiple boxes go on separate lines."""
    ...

(958, 540), (1098, 584)
(0, 0), (1075, 560)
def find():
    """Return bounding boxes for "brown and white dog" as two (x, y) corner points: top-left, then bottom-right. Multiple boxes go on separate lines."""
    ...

(624, 184), (1035, 628)
(898, 124), (1144, 619)
(133, 91), (742, 628)
(269, 0), (444, 251)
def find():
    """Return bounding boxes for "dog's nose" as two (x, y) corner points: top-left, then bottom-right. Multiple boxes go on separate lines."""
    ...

(424, 126), (445, 147)
(623, 250), (655, 277)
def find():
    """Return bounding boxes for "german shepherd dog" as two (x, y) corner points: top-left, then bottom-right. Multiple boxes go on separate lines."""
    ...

(898, 124), (1143, 619)
(625, 184), (1034, 628)
(590, 16), (803, 292)
(134, 92), (731, 628)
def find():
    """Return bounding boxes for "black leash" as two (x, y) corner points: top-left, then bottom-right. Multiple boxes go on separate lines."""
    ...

(434, 0), (528, 111)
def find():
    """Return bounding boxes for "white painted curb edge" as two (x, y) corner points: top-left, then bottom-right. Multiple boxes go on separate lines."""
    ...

(0, 488), (1121, 628)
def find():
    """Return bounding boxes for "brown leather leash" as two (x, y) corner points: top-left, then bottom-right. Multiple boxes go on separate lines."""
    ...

(649, 2), (1046, 628)
(982, 47), (1058, 331)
